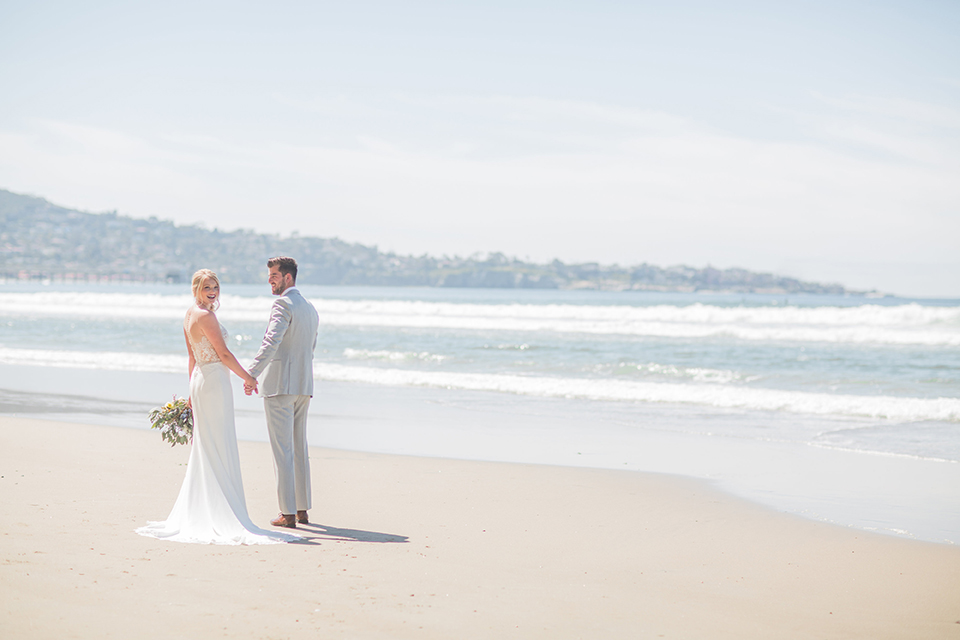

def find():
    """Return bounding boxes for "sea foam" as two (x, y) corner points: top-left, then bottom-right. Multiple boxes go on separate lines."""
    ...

(2, 292), (959, 346)
(313, 364), (960, 423)
(5, 346), (958, 422)
(0, 347), (184, 373)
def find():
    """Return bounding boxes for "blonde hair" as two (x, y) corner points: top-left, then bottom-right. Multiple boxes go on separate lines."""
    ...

(191, 269), (221, 311)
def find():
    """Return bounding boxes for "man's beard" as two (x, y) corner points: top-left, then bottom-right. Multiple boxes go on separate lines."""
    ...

(272, 281), (287, 295)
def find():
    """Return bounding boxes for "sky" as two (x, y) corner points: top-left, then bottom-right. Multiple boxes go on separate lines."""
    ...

(1, 1), (958, 297)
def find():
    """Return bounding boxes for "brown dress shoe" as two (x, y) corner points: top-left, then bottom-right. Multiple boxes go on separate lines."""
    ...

(297, 510), (309, 524)
(271, 513), (296, 528)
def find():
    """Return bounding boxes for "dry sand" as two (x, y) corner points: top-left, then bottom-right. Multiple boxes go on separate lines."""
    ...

(1, 416), (958, 639)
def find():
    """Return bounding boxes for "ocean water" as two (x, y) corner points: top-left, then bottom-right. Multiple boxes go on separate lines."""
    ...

(1, 282), (958, 542)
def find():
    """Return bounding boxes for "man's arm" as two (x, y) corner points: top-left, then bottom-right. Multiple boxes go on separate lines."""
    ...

(249, 297), (293, 379)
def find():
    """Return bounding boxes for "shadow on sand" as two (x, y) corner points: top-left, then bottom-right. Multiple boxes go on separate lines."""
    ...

(290, 522), (409, 544)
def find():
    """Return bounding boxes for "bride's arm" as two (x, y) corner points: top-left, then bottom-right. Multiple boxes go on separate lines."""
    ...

(197, 311), (258, 388)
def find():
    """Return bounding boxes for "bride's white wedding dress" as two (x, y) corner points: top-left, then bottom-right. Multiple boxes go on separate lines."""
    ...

(137, 322), (298, 545)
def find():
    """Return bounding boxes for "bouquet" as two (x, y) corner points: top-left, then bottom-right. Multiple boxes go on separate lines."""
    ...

(149, 396), (193, 446)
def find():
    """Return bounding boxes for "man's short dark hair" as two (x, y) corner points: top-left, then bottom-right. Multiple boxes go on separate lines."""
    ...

(267, 256), (298, 282)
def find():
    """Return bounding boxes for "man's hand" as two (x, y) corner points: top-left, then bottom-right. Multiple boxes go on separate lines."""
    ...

(244, 381), (258, 396)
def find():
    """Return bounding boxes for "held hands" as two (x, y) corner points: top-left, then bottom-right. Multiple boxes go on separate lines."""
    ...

(243, 374), (259, 396)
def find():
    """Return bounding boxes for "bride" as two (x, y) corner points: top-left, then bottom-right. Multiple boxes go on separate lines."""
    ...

(137, 269), (298, 545)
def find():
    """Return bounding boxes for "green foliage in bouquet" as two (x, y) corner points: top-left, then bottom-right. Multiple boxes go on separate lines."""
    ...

(149, 396), (193, 446)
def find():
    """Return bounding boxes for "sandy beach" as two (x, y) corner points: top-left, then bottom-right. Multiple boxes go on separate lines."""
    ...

(1, 416), (958, 639)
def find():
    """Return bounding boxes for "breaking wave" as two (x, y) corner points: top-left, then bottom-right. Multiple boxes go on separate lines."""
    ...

(313, 363), (960, 423)
(4, 345), (957, 422)
(2, 292), (958, 346)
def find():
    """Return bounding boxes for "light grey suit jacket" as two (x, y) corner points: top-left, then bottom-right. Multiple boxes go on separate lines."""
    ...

(249, 287), (320, 398)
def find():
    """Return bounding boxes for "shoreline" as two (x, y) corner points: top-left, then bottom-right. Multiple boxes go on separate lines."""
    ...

(2, 416), (959, 638)
(0, 362), (958, 544)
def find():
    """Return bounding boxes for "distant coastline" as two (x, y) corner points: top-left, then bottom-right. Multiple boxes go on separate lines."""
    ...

(1, 188), (866, 295)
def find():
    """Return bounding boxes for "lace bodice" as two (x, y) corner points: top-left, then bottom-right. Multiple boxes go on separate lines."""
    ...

(189, 323), (229, 365)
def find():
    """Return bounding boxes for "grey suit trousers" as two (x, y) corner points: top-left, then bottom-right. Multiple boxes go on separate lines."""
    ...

(264, 394), (312, 515)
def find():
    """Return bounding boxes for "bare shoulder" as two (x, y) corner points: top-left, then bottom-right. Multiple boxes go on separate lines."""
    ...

(196, 308), (218, 325)
(186, 306), (213, 320)
(186, 307), (217, 333)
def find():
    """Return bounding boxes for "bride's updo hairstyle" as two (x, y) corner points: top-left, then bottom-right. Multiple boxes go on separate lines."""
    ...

(191, 269), (221, 311)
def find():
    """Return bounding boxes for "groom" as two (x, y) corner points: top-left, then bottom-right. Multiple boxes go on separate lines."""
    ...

(245, 256), (320, 528)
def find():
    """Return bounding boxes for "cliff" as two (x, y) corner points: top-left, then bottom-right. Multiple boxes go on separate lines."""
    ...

(0, 189), (853, 294)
